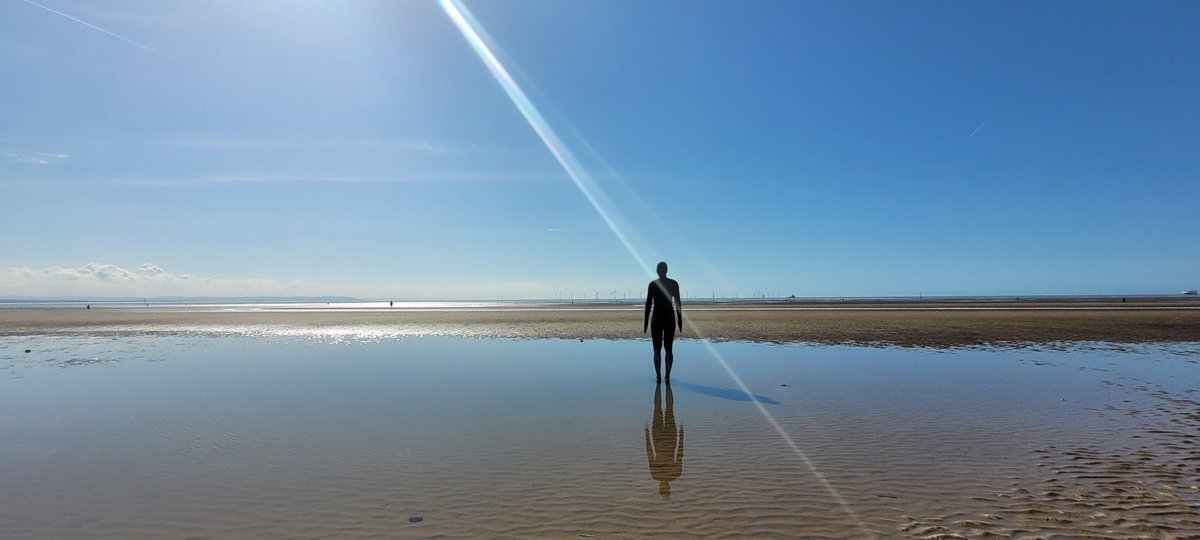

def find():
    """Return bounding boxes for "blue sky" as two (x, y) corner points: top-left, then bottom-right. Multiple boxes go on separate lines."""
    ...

(1, 0), (1197, 298)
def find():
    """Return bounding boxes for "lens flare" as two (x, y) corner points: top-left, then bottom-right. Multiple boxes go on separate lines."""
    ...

(437, 0), (651, 275)
(437, 0), (863, 528)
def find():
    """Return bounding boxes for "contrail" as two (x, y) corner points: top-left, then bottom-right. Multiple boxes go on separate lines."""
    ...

(437, 0), (865, 529)
(970, 122), (985, 137)
(20, 0), (179, 63)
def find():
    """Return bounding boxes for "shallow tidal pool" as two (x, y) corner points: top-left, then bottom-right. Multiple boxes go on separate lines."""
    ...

(1, 335), (1198, 538)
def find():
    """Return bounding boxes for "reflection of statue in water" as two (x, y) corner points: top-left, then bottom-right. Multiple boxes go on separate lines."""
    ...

(645, 382), (684, 498)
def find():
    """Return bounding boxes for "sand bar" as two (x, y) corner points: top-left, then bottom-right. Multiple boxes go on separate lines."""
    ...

(2, 298), (1198, 347)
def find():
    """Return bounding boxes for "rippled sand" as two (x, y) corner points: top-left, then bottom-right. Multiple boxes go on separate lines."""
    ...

(0, 336), (1197, 538)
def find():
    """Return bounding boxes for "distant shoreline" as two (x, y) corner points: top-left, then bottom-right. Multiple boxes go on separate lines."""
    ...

(2, 298), (1197, 349)
(2, 294), (1197, 308)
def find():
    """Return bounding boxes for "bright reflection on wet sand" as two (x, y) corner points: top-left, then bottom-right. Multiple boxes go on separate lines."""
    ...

(1, 335), (1198, 538)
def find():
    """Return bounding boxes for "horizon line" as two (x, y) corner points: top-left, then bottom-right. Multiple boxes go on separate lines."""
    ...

(1, 293), (1196, 303)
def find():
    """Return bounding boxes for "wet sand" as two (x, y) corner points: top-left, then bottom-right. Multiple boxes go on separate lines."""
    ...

(2, 298), (1198, 347)
(1, 336), (1198, 538)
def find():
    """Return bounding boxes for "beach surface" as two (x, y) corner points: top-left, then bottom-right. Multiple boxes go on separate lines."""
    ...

(1, 334), (1198, 538)
(3, 298), (1199, 538)
(2, 297), (1198, 347)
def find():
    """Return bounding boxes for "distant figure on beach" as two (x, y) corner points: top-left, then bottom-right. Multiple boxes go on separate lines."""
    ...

(644, 261), (682, 382)
(645, 382), (683, 498)
(390, 301), (394, 308)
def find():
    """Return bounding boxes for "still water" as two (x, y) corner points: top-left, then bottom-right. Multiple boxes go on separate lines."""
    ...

(1, 335), (1197, 538)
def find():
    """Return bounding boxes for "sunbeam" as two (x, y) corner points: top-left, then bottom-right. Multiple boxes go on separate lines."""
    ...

(437, 0), (651, 275)
(436, 0), (865, 528)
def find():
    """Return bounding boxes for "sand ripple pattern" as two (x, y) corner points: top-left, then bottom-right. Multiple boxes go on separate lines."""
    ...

(2, 336), (1198, 538)
(898, 372), (1200, 538)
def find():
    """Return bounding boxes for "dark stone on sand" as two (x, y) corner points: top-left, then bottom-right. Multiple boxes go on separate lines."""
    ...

(409, 516), (423, 523)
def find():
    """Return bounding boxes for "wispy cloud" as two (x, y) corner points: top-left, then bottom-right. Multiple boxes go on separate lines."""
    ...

(162, 137), (468, 154)
(120, 173), (393, 187)
(0, 262), (552, 299)
(115, 171), (542, 187)
(0, 262), (291, 296)
(4, 151), (69, 165)
(19, 0), (180, 63)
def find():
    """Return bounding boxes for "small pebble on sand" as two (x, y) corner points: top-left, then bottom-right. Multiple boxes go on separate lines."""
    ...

(409, 516), (423, 523)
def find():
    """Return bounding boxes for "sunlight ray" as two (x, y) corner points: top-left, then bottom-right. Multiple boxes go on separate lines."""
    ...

(437, 0), (864, 528)
(437, 0), (651, 275)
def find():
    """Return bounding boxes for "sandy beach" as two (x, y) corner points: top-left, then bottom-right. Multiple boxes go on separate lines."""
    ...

(2, 334), (1198, 538)
(2, 298), (1198, 348)
(6, 0), (1194, 535)
(3, 299), (1199, 538)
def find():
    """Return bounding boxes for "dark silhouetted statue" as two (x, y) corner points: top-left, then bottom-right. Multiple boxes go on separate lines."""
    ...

(645, 382), (684, 498)
(644, 261), (682, 382)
